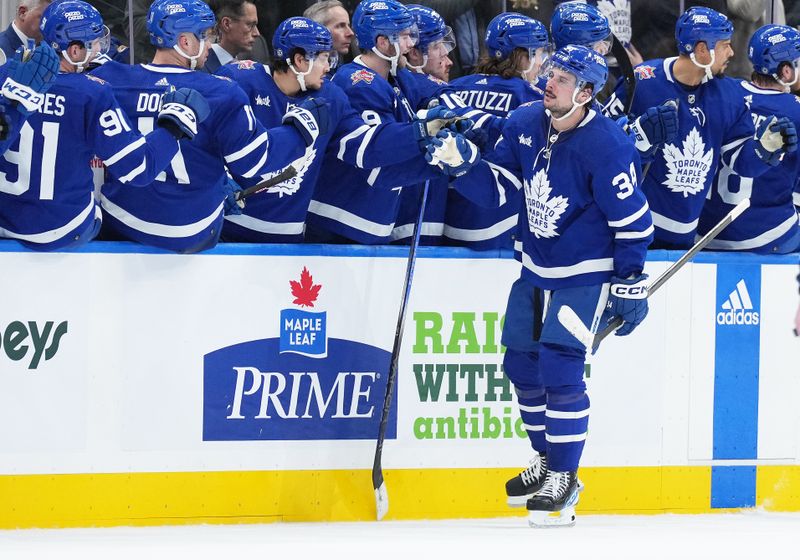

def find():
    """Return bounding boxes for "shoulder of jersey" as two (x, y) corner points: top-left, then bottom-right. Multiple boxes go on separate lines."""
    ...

(633, 59), (664, 81)
(426, 74), (446, 85)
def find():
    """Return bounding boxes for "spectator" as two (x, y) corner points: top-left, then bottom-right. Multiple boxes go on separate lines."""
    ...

(0, 0), (51, 65)
(204, 0), (262, 72)
(304, 0), (355, 68)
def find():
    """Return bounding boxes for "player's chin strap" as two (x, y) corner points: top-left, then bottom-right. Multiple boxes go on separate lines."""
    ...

(174, 38), (205, 71)
(406, 47), (427, 73)
(689, 50), (715, 81)
(550, 85), (591, 122)
(288, 57), (315, 92)
(372, 43), (401, 76)
(775, 66), (799, 92)
(62, 49), (93, 73)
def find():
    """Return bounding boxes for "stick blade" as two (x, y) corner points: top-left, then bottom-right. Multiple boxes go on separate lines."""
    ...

(375, 481), (389, 521)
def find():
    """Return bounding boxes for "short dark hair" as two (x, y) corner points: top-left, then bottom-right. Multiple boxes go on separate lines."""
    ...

(207, 0), (252, 20)
(271, 47), (308, 73)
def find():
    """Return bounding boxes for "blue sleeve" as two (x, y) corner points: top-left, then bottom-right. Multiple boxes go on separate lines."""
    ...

(721, 99), (773, 179)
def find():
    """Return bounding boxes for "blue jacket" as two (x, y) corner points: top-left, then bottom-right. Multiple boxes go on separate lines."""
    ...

(0, 23), (24, 65)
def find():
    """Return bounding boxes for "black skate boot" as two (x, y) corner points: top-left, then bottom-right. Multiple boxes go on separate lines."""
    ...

(505, 453), (547, 507)
(526, 470), (580, 528)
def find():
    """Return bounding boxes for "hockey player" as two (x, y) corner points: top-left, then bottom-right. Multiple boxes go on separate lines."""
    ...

(442, 12), (551, 250)
(698, 24), (800, 253)
(404, 4), (455, 83)
(91, 0), (330, 253)
(217, 16), (454, 243)
(0, 0), (208, 251)
(629, 6), (797, 249)
(305, 0), (477, 245)
(0, 40), (59, 153)
(438, 45), (652, 527)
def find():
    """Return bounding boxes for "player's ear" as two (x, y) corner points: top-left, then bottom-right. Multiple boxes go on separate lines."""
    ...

(694, 41), (711, 62)
(576, 86), (592, 104)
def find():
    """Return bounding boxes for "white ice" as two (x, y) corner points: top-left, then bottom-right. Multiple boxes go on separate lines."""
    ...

(1, 511), (797, 560)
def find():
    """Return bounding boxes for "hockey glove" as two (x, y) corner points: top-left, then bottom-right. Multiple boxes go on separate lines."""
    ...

(412, 105), (462, 150)
(627, 103), (678, 155)
(222, 176), (245, 216)
(283, 97), (331, 147)
(1, 42), (59, 114)
(157, 87), (210, 140)
(425, 131), (480, 178)
(755, 115), (798, 166)
(606, 273), (649, 336)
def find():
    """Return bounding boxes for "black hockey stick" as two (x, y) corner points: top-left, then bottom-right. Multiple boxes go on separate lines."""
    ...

(235, 165), (298, 201)
(610, 34), (637, 115)
(372, 179), (429, 521)
(560, 198), (751, 355)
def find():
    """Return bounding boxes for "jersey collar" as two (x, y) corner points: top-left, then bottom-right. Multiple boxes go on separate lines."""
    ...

(663, 56), (711, 85)
(140, 64), (194, 74)
(740, 81), (784, 95)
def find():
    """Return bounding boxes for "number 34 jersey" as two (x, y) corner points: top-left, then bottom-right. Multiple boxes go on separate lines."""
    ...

(0, 72), (180, 248)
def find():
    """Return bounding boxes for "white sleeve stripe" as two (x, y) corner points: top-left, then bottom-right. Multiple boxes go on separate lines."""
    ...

(337, 124), (371, 161)
(224, 132), (269, 164)
(116, 158), (147, 184)
(462, 109), (482, 119)
(440, 95), (457, 109)
(607, 202), (650, 228)
(721, 137), (748, 153)
(486, 161), (522, 191)
(615, 225), (654, 240)
(356, 124), (379, 168)
(241, 145), (270, 179)
(473, 114), (492, 128)
(367, 167), (381, 186)
(104, 137), (146, 167)
(488, 167), (507, 206)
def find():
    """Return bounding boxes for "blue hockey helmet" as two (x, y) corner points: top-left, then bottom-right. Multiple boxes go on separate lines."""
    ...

(352, 0), (418, 51)
(40, 0), (108, 53)
(675, 7), (733, 54)
(485, 12), (550, 59)
(147, 0), (216, 49)
(273, 17), (333, 60)
(749, 24), (800, 75)
(406, 5), (454, 54)
(546, 43), (608, 94)
(550, 2), (611, 52)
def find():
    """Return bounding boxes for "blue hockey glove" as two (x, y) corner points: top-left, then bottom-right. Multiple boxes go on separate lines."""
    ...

(606, 273), (649, 336)
(222, 176), (245, 215)
(627, 103), (678, 155)
(157, 87), (210, 140)
(754, 116), (798, 166)
(1, 42), (59, 114)
(425, 131), (480, 178)
(412, 105), (461, 150)
(283, 97), (331, 146)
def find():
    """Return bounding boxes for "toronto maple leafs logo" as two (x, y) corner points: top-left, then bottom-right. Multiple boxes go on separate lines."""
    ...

(524, 169), (569, 238)
(598, 0), (631, 44)
(260, 146), (317, 197)
(290, 266), (322, 307)
(662, 128), (714, 197)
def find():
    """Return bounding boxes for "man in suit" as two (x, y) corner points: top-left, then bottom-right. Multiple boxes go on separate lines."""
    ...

(204, 0), (261, 73)
(0, 0), (51, 65)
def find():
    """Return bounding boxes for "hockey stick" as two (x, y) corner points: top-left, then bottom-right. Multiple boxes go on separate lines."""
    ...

(235, 165), (297, 201)
(558, 198), (751, 355)
(372, 179), (430, 521)
(610, 34), (636, 115)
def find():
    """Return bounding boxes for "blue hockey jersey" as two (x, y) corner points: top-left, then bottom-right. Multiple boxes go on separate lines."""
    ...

(0, 71), (180, 250)
(453, 102), (652, 289)
(90, 61), (310, 253)
(699, 81), (800, 253)
(306, 59), (447, 244)
(216, 60), (424, 243)
(629, 58), (773, 248)
(444, 73), (542, 250)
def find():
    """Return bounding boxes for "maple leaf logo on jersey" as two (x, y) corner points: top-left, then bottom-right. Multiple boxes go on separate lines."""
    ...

(290, 267), (322, 308)
(524, 169), (569, 238)
(662, 128), (714, 197)
(351, 69), (375, 85)
(260, 146), (316, 197)
(598, 0), (632, 44)
(634, 65), (656, 80)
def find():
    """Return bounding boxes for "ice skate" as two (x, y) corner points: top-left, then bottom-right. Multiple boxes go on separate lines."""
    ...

(526, 470), (580, 528)
(505, 453), (547, 507)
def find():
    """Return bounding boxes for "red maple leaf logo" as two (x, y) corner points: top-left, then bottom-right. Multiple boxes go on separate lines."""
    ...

(290, 267), (322, 307)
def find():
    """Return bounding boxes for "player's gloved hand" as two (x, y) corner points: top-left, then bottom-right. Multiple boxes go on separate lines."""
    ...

(1, 42), (59, 114)
(157, 87), (210, 140)
(628, 103), (678, 155)
(754, 115), (798, 166)
(283, 97), (331, 146)
(425, 130), (480, 177)
(606, 273), (649, 336)
(412, 105), (461, 150)
(222, 176), (245, 215)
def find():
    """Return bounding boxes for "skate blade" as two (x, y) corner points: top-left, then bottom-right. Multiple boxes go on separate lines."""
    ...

(507, 494), (534, 507)
(528, 507), (576, 528)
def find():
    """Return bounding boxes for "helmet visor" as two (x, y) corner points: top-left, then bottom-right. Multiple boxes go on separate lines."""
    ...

(591, 33), (613, 56)
(84, 25), (111, 59)
(310, 49), (339, 70)
(538, 58), (579, 89)
(386, 24), (419, 48)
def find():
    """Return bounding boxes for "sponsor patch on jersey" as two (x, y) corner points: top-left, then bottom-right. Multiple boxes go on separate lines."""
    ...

(235, 59), (258, 70)
(426, 74), (446, 85)
(85, 74), (106, 85)
(634, 65), (656, 80)
(351, 68), (375, 85)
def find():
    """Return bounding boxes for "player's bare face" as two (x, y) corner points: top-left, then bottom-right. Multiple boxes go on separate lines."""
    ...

(711, 40), (733, 74)
(307, 52), (332, 89)
(543, 68), (578, 117)
(327, 7), (354, 56)
(424, 41), (453, 81)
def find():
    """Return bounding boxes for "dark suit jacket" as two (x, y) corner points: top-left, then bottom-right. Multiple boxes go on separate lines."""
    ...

(201, 48), (223, 74)
(0, 23), (24, 65)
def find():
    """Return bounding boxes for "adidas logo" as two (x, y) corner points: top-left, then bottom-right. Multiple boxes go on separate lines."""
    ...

(476, 78), (488, 85)
(155, 77), (170, 86)
(716, 279), (760, 326)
